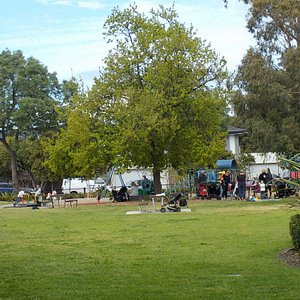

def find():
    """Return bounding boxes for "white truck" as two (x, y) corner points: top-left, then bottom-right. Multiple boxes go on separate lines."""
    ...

(61, 178), (105, 194)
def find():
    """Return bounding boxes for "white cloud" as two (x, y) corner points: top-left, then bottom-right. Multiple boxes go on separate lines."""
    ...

(36, 0), (49, 4)
(37, 0), (105, 9)
(123, 0), (254, 71)
(11, 0), (255, 85)
(54, 0), (72, 5)
(37, 0), (72, 5)
(78, 1), (105, 10)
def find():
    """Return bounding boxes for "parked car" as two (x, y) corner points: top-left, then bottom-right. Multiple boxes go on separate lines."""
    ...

(0, 182), (13, 194)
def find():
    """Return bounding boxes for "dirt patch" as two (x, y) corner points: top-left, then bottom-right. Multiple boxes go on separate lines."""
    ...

(278, 248), (300, 268)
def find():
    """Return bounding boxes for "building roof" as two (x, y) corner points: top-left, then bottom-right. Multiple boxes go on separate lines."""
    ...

(227, 125), (246, 134)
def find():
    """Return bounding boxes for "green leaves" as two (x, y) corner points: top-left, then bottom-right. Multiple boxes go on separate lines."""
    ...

(45, 4), (229, 192)
(100, 6), (228, 180)
(232, 1), (300, 155)
(0, 49), (61, 138)
(0, 49), (63, 189)
(290, 214), (300, 250)
(244, 0), (300, 55)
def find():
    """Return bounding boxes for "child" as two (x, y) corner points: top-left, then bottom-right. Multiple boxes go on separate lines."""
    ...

(259, 181), (266, 199)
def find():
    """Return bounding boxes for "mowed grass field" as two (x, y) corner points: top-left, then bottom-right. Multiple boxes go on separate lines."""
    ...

(1, 199), (300, 299)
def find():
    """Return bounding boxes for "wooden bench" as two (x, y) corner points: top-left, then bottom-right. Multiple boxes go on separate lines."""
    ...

(64, 198), (78, 207)
(40, 200), (53, 208)
(54, 194), (78, 208)
(37, 196), (54, 208)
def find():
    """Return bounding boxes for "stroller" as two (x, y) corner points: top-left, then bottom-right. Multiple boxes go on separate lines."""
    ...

(198, 182), (208, 199)
(160, 192), (187, 213)
(207, 182), (221, 200)
(112, 186), (130, 202)
(273, 181), (295, 198)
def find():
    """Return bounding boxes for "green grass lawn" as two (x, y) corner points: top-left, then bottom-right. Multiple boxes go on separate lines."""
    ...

(0, 199), (300, 299)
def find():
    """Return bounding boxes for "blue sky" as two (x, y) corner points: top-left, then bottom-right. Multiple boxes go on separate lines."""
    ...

(0, 0), (254, 87)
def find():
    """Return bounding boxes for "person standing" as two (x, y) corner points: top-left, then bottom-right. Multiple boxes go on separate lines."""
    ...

(218, 171), (225, 199)
(35, 185), (42, 203)
(221, 170), (231, 200)
(198, 170), (207, 183)
(258, 169), (267, 184)
(265, 168), (272, 198)
(259, 181), (266, 199)
(282, 167), (290, 180)
(141, 175), (150, 190)
(237, 170), (246, 200)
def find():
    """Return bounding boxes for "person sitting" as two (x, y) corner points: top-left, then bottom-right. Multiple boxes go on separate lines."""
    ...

(46, 192), (55, 208)
(14, 190), (25, 206)
(198, 170), (207, 183)
(128, 181), (139, 196)
(112, 186), (129, 202)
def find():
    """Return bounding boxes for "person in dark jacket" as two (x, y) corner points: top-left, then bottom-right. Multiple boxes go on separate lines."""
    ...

(258, 169), (267, 184)
(221, 170), (231, 199)
(237, 170), (246, 200)
(265, 168), (272, 198)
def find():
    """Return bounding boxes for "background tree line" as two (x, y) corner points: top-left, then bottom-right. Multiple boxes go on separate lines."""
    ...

(0, 49), (80, 192)
(227, 0), (300, 155)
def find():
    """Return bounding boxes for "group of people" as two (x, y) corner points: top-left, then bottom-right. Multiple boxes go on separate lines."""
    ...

(127, 175), (151, 196)
(202, 168), (272, 200)
(219, 170), (232, 199)
(257, 168), (273, 199)
(219, 168), (273, 200)
(218, 170), (246, 200)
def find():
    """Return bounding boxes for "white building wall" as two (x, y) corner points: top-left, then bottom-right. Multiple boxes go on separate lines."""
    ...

(109, 168), (169, 188)
(247, 153), (283, 179)
(226, 134), (241, 156)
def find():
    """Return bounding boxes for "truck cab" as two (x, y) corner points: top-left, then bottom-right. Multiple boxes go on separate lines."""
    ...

(62, 178), (105, 194)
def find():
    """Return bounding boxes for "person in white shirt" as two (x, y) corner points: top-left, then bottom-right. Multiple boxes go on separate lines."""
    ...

(259, 181), (266, 199)
(128, 181), (139, 196)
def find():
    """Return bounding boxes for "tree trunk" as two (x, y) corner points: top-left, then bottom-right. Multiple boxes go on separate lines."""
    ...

(153, 170), (162, 194)
(1, 139), (19, 193)
(27, 170), (36, 189)
(10, 150), (19, 193)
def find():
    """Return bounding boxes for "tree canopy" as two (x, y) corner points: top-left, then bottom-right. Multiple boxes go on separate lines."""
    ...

(0, 49), (65, 191)
(46, 4), (229, 192)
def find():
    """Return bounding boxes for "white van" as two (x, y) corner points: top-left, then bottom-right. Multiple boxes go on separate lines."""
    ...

(62, 178), (105, 194)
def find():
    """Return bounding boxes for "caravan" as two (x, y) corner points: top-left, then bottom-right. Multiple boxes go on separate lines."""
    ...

(62, 178), (105, 194)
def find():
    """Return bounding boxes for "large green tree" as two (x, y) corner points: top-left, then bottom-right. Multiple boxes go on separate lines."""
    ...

(229, 0), (300, 154)
(0, 49), (61, 192)
(46, 4), (229, 193)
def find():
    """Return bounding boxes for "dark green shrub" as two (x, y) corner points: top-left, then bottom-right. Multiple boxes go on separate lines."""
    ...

(64, 193), (85, 199)
(0, 192), (16, 202)
(289, 214), (300, 250)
